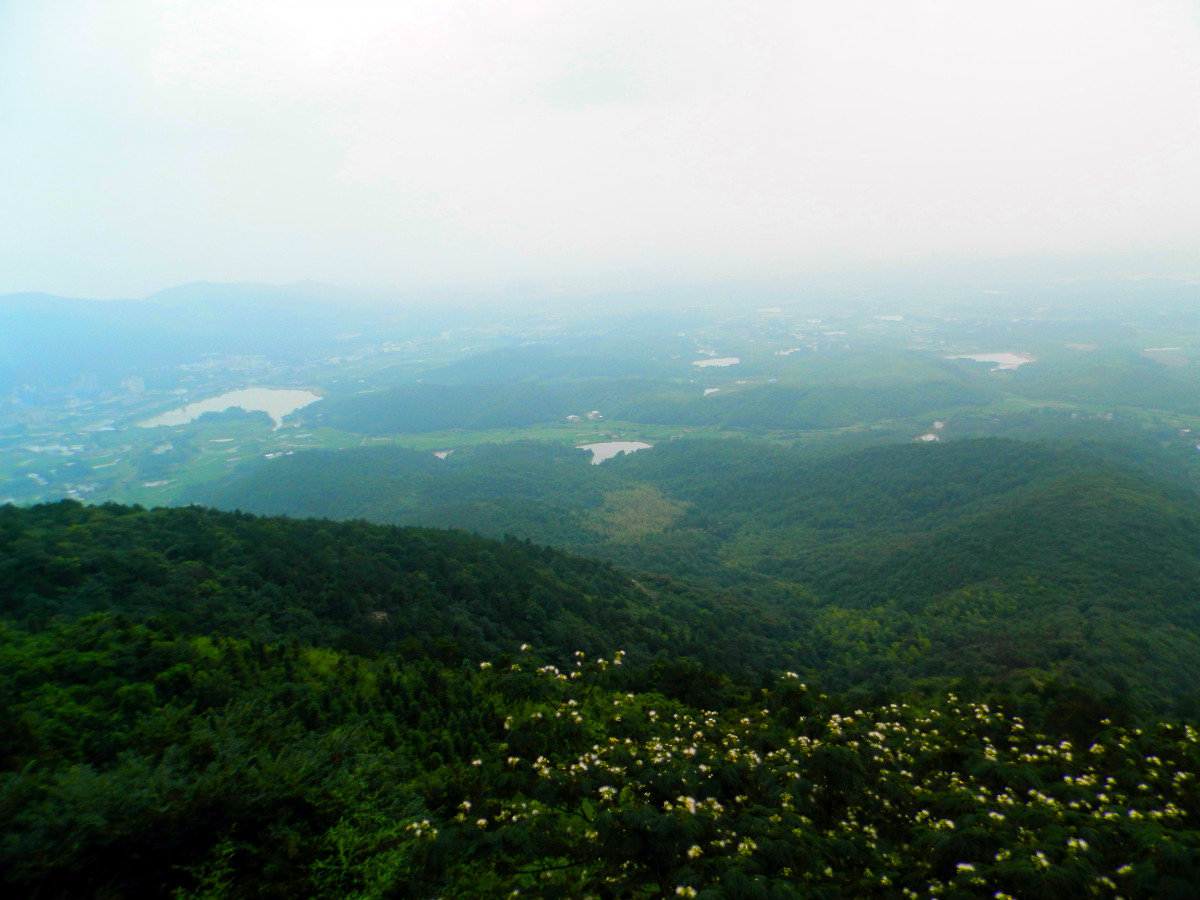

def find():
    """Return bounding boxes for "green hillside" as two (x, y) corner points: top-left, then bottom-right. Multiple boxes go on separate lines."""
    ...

(620, 379), (995, 431)
(304, 342), (1001, 438)
(1011, 349), (1200, 413)
(14, 373), (1200, 897)
(189, 438), (1200, 704)
(0, 501), (802, 679)
(4, 501), (1200, 898)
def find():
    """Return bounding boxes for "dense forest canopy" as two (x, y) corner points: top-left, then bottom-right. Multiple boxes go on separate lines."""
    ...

(10, 291), (1200, 897)
(4, 494), (1200, 898)
(189, 437), (1200, 707)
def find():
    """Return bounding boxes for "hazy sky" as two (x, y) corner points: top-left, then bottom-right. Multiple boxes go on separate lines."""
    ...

(3, 0), (1200, 298)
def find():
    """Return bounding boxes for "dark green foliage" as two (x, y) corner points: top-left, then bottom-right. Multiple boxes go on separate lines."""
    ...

(4, 499), (1200, 898)
(0, 615), (475, 898)
(0, 500), (803, 678)
(419, 658), (1200, 900)
(191, 437), (1200, 704)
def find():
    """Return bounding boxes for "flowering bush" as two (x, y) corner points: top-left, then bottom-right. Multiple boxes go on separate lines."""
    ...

(425, 654), (1200, 899)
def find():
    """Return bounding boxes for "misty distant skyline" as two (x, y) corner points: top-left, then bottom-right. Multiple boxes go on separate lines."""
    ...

(3, 0), (1200, 299)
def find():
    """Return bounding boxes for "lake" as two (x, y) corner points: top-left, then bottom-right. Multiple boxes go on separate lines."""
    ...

(693, 357), (740, 368)
(578, 441), (653, 464)
(137, 388), (322, 430)
(946, 352), (1036, 370)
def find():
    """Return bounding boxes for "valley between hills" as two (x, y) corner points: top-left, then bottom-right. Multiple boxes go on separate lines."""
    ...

(6, 278), (1200, 897)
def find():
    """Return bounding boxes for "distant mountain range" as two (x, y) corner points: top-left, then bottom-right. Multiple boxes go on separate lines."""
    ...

(0, 282), (469, 392)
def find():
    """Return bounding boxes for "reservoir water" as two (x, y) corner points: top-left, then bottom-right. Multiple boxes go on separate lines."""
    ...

(946, 352), (1035, 370)
(578, 441), (653, 464)
(137, 388), (322, 430)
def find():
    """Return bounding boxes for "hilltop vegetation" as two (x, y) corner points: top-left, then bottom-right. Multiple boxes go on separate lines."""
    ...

(2, 518), (1200, 897)
(0, 501), (802, 679)
(4, 501), (1200, 899)
(191, 437), (1200, 707)
(10, 282), (1200, 897)
(9, 387), (1200, 898)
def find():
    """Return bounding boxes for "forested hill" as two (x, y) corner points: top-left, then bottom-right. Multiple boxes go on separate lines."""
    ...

(188, 437), (1200, 705)
(5, 501), (1200, 897)
(0, 501), (802, 678)
(309, 375), (996, 435)
(8, 500), (1200, 897)
(191, 437), (1196, 586)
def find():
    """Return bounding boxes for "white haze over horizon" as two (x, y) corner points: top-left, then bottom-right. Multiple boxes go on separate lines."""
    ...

(2, 0), (1200, 300)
